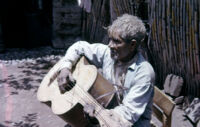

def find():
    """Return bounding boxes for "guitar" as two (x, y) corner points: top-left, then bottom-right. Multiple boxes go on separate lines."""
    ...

(37, 57), (132, 127)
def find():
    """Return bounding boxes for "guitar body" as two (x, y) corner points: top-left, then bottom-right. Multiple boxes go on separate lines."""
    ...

(37, 57), (116, 127)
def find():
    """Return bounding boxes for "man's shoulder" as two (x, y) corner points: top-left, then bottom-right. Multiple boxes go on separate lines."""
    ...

(135, 53), (155, 76)
(139, 61), (154, 73)
(75, 41), (110, 54)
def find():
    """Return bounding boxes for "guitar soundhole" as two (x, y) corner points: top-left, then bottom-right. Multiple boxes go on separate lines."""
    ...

(61, 81), (76, 93)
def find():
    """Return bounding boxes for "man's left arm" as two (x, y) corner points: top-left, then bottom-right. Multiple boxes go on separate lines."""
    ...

(113, 67), (155, 124)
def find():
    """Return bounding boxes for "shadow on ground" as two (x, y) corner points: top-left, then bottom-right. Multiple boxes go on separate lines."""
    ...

(4, 113), (39, 127)
(0, 55), (61, 94)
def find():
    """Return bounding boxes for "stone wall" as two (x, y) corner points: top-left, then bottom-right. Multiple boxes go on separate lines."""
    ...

(52, 0), (82, 48)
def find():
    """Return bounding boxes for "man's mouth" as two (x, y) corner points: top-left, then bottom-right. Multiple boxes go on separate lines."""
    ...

(110, 49), (118, 59)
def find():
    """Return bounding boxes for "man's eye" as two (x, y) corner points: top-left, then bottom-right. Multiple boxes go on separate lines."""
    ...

(111, 39), (120, 44)
(114, 40), (121, 44)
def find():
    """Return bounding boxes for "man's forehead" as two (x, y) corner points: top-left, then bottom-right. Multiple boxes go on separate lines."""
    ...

(109, 29), (122, 39)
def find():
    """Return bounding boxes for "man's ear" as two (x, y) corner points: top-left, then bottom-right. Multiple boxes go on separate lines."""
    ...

(130, 39), (137, 51)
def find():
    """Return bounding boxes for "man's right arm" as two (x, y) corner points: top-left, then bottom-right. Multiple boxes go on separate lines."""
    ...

(57, 41), (108, 91)
(59, 41), (108, 71)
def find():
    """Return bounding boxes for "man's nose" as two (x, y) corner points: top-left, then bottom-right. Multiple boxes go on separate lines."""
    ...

(108, 41), (115, 48)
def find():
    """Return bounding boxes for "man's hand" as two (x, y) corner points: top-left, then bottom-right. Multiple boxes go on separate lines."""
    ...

(57, 68), (75, 93)
(83, 104), (132, 127)
(83, 103), (96, 117)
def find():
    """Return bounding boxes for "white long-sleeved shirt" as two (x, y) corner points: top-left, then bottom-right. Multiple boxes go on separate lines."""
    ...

(59, 41), (155, 127)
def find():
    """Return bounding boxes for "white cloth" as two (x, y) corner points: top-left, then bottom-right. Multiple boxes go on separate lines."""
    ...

(59, 41), (155, 127)
(77, 0), (92, 13)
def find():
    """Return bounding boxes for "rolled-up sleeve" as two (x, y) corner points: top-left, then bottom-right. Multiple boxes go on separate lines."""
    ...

(59, 41), (108, 70)
(114, 65), (155, 124)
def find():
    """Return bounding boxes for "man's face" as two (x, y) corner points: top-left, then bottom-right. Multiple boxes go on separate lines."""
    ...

(108, 33), (136, 62)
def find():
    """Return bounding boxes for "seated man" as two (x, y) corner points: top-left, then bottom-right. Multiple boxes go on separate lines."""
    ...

(57, 14), (155, 127)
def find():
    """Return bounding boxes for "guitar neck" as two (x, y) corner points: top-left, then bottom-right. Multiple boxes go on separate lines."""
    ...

(75, 83), (111, 127)
(76, 83), (104, 113)
(76, 84), (132, 127)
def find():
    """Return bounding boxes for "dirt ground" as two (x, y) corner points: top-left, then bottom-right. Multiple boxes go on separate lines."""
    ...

(0, 47), (195, 127)
(0, 47), (68, 127)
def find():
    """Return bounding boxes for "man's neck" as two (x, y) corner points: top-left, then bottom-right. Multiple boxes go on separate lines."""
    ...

(119, 51), (137, 64)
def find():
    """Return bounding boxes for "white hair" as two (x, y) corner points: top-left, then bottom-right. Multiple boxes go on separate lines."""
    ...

(108, 14), (146, 44)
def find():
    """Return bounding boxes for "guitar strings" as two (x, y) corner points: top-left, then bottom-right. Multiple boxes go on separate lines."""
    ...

(54, 79), (127, 126)
(65, 82), (111, 127)
(75, 83), (111, 127)
(67, 82), (109, 122)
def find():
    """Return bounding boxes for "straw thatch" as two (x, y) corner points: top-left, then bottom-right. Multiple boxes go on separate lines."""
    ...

(148, 0), (200, 97)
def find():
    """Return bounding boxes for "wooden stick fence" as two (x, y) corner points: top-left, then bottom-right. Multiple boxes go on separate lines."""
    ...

(149, 0), (200, 97)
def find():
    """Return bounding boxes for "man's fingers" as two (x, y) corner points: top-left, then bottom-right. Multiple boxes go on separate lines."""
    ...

(50, 71), (59, 83)
(58, 77), (67, 86)
(68, 73), (75, 83)
(84, 104), (95, 117)
(56, 68), (76, 93)
(59, 85), (66, 93)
